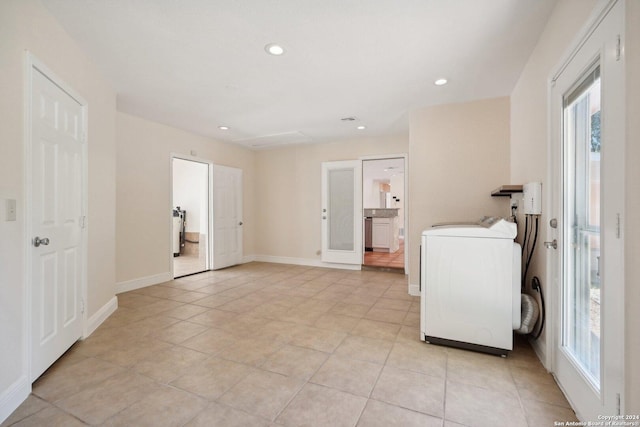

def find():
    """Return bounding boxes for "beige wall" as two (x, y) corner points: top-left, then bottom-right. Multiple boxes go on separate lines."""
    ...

(625, 0), (640, 413)
(510, 0), (598, 362)
(116, 112), (256, 284)
(408, 97), (512, 286)
(254, 136), (408, 262)
(0, 0), (116, 417)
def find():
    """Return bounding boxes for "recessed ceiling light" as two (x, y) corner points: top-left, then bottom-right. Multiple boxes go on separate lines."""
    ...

(265, 43), (285, 56)
(218, 126), (230, 130)
(434, 78), (448, 86)
(356, 125), (366, 130)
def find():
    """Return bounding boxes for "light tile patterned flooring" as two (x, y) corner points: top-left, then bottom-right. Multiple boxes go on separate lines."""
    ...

(173, 254), (207, 278)
(4, 262), (577, 427)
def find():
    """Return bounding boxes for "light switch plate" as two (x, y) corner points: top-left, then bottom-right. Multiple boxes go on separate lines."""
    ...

(6, 199), (16, 221)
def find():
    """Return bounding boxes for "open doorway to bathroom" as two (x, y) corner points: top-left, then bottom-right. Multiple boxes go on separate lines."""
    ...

(172, 157), (210, 278)
(362, 158), (405, 272)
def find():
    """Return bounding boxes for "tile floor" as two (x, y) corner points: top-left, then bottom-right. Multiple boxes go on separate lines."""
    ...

(363, 240), (404, 270)
(173, 254), (207, 279)
(3, 262), (577, 427)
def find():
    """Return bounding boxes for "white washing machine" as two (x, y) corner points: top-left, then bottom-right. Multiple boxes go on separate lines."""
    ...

(420, 217), (521, 355)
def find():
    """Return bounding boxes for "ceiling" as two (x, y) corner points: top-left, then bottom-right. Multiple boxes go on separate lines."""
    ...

(41, 0), (558, 149)
(363, 158), (404, 182)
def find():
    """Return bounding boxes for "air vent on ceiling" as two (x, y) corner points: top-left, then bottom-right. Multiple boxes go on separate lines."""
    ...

(233, 131), (312, 148)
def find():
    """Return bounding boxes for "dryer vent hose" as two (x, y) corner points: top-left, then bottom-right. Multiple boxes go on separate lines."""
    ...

(516, 293), (539, 335)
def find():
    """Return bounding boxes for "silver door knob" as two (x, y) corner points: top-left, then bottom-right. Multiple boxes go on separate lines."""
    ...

(544, 239), (557, 249)
(33, 237), (50, 247)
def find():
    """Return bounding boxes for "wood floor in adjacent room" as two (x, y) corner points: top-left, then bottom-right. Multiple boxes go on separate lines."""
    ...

(364, 240), (405, 270)
(3, 262), (576, 427)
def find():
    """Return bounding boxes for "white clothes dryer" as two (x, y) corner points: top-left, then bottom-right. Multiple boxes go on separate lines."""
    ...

(420, 217), (521, 355)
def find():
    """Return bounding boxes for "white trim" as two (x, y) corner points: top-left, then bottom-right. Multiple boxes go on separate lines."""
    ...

(83, 296), (118, 338)
(0, 376), (30, 425)
(22, 50), (33, 408)
(241, 255), (257, 264)
(116, 272), (172, 294)
(253, 255), (362, 271)
(550, 0), (620, 83)
(23, 52), (89, 383)
(530, 336), (550, 370)
(408, 283), (420, 296)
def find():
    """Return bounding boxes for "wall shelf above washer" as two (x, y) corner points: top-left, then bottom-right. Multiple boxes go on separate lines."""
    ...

(491, 185), (523, 197)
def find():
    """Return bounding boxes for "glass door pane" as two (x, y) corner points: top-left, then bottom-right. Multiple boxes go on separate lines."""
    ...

(328, 168), (355, 251)
(563, 68), (601, 388)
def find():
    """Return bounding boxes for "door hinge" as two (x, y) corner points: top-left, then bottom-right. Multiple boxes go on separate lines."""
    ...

(80, 216), (86, 229)
(81, 299), (85, 314)
(616, 213), (621, 238)
(616, 35), (621, 61)
(617, 393), (621, 415)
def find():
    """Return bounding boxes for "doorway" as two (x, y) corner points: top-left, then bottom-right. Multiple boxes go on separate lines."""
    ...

(172, 158), (210, 278)
(362, 158), (405, 271)
(548, 0), (624, 419)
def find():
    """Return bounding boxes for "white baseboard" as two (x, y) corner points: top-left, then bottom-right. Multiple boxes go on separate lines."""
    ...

(0, 376), (30, 425)
(408, 283), (420, 296)
(252, 255), (361, 271)
(241, 255), (256, 264)
(116, 272), (172, 294)
(529, 334), (548, 370)
(84, 296), (118, 338)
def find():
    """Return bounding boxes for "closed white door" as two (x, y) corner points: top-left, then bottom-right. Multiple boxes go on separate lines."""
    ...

(321, 160), (362, 264)
(212, 165), (243, 270)
(549, 1), (624, 419)
(29, 65), (86, 381)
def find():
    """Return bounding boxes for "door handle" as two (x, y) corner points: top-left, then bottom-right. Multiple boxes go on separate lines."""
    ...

(33, 236), (50, 247)
(544, 239), (557, 249)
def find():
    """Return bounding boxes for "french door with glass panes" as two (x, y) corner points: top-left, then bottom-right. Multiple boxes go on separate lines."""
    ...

(321, 160), (362, 265)
(549, 0), (624, 420)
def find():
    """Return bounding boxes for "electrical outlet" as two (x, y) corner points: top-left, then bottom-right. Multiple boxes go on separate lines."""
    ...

(5, 199), (16, 221)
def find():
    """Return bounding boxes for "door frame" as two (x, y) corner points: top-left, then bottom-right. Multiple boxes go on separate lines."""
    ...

(360, 153), (409, 277)
(169, 153), (214, 278)
(23, 52), (89, 381)
(546, 0), (625, 418)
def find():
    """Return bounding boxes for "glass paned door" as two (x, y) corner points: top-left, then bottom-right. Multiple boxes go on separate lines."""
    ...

(563, 67), (601, 388)
(321, 160), (362, 265)
(328, 168), (355, 251)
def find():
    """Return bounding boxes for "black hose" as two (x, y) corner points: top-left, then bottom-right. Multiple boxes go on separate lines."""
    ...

(523, 216), (539, 286)
(521, 215), (529, 288)
(531, 276), (545, 340)
(522, 215), (529, 259)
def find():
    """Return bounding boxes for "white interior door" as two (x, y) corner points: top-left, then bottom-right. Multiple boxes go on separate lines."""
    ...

(549, 1), (624, 419)
(29, 65), (85, 381)
(321, 160), (362, 265)
(212, 165), (243, 270)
